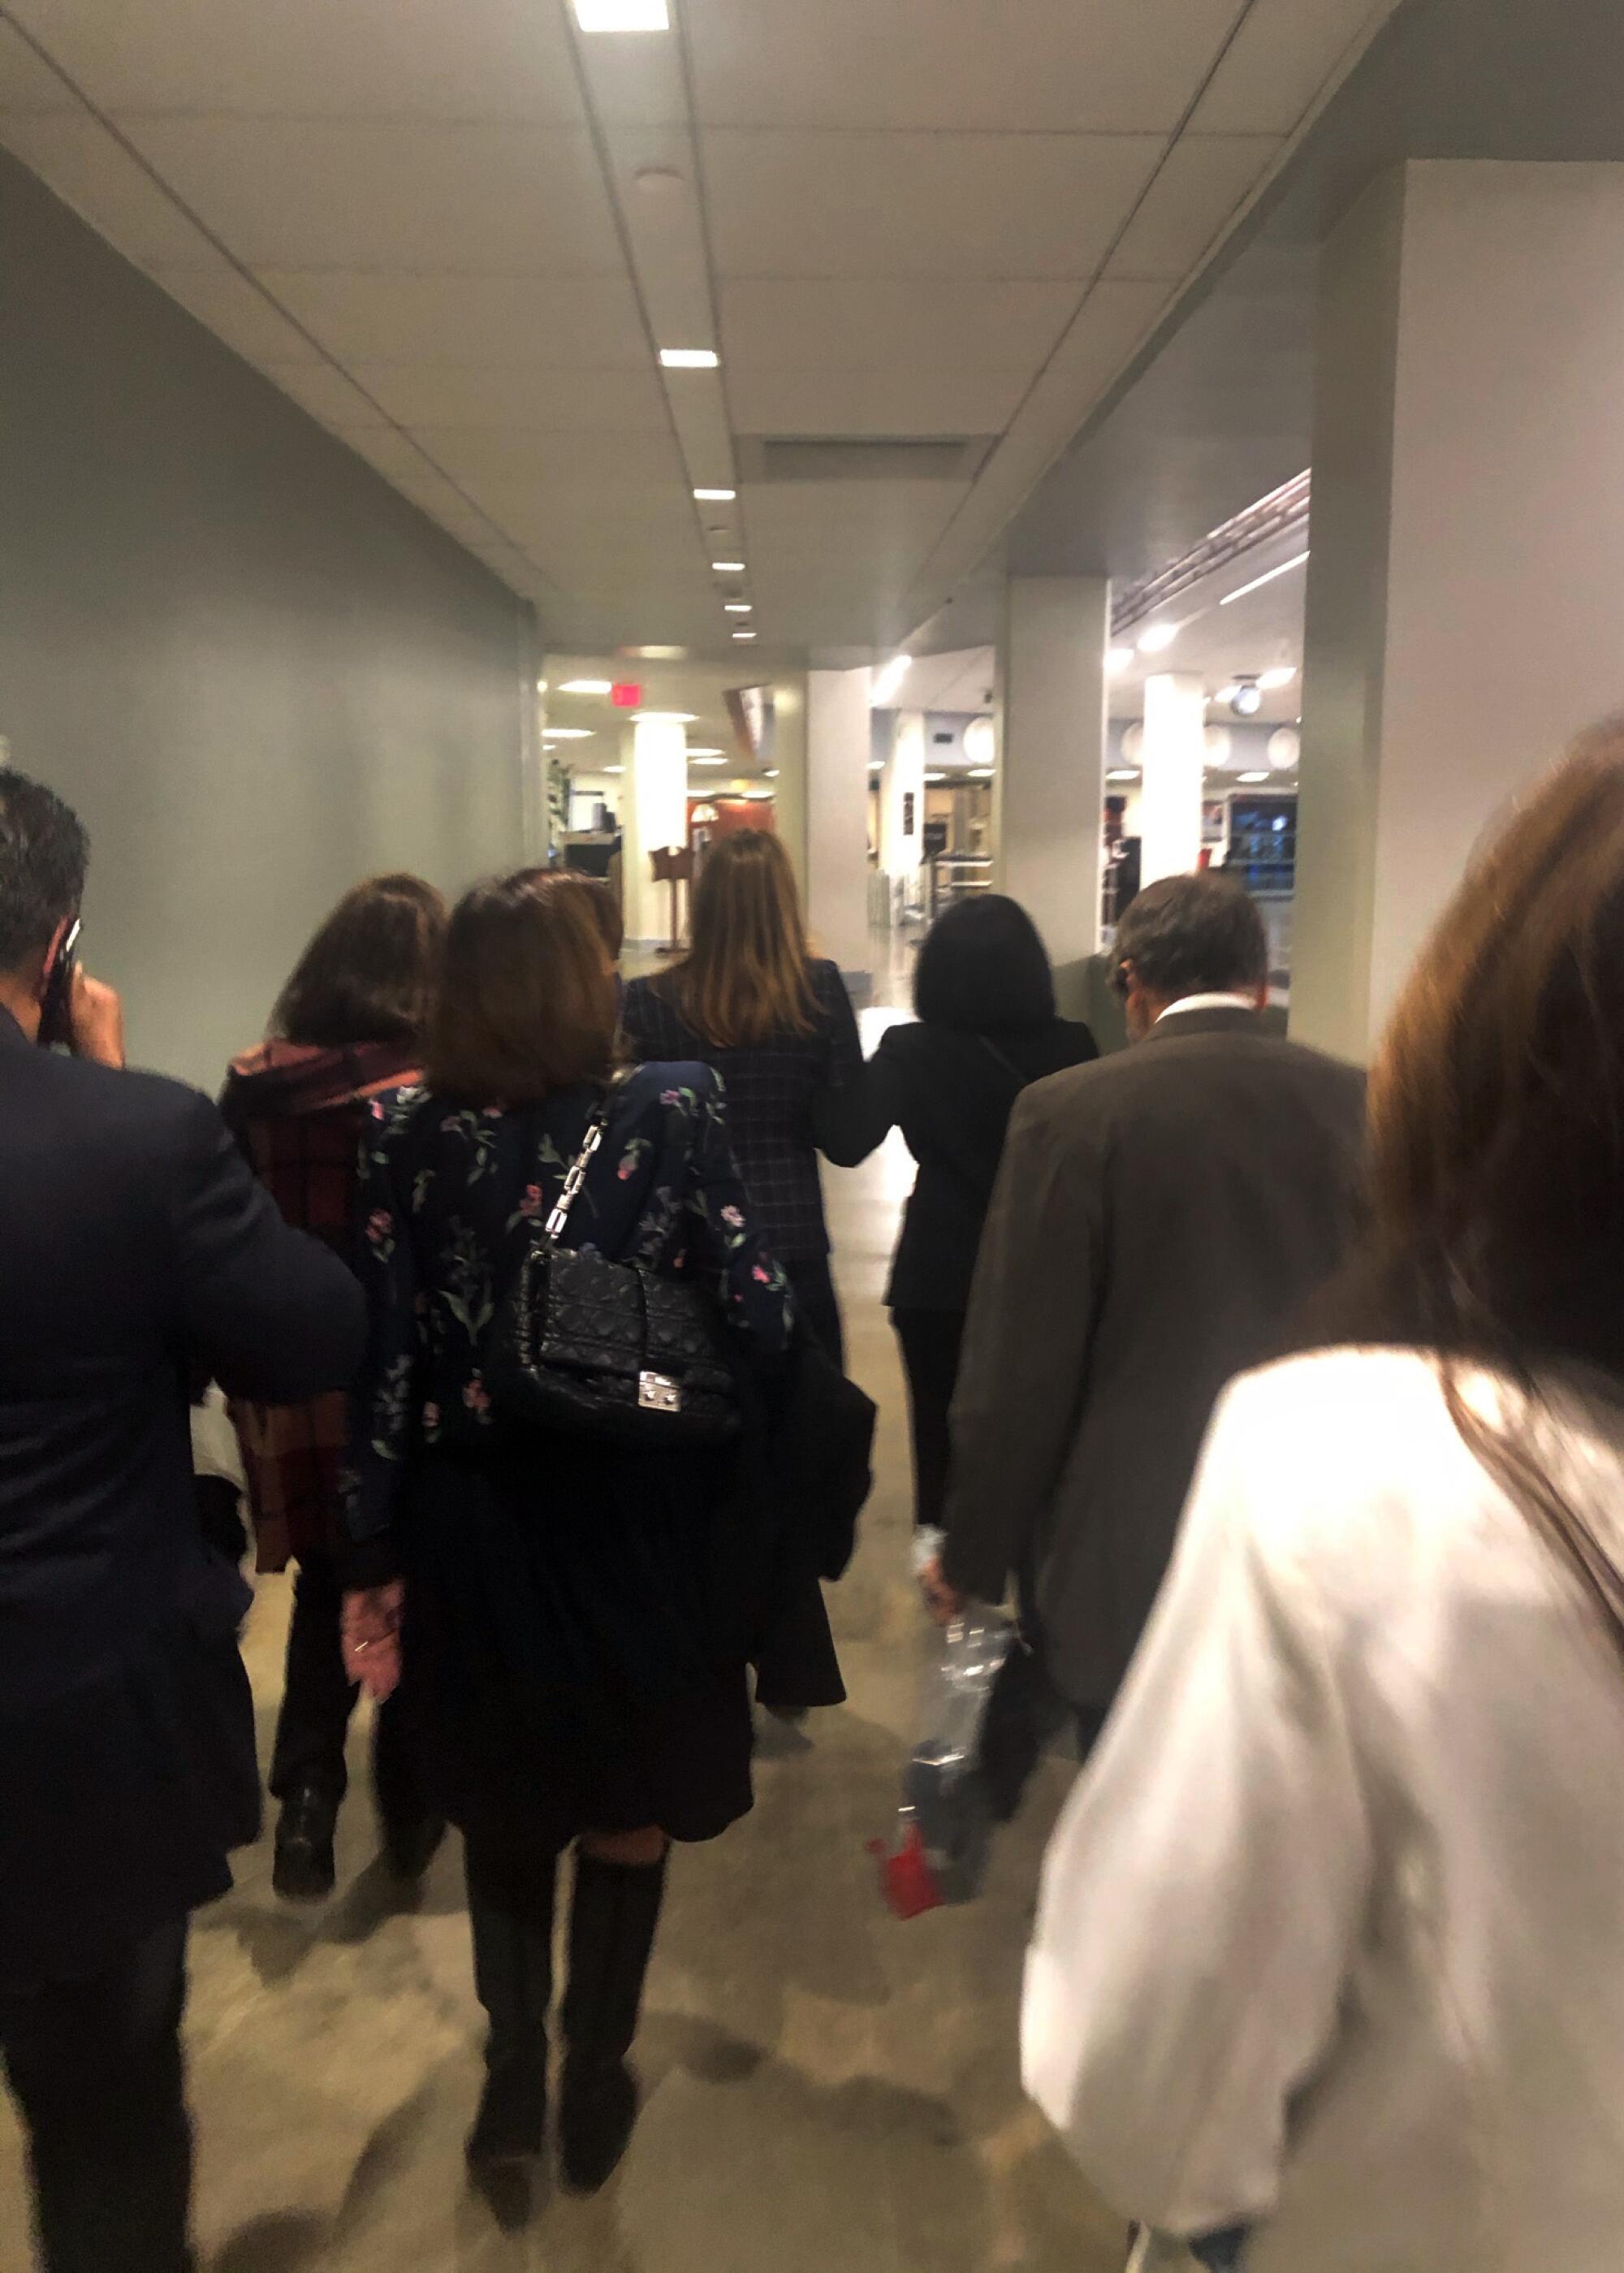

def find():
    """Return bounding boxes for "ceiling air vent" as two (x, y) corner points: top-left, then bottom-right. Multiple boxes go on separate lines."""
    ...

(736, 436), (994, 484)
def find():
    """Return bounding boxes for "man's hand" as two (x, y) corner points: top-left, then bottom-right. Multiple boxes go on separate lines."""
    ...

(919, 1556), (965, 1629)
(69, 969), (125, 1067)
(343, 1580), (404, 1701)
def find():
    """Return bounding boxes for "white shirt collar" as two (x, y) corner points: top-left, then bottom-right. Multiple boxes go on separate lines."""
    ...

(1155, 992), (1259, 1023)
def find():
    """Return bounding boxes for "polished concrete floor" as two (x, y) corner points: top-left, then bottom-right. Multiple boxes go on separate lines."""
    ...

(0, 976), (1124, 2273)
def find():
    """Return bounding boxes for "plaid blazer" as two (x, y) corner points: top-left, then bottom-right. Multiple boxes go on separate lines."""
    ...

(219, 1040), (419, 1571)
(620, 960), (862, 1261)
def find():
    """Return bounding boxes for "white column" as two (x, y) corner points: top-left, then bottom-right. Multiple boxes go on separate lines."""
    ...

(768, 673), (809, 899)
(1138, 672), (1207, 888)
(1294, 160), (1624, 1061)
(621, 711), (688, 946)
(996, 575), (1108, 964)
(880, 709), (926, 897)
(806, 665), (873, 979)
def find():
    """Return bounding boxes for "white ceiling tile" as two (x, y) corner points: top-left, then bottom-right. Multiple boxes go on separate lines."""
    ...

(686, 0), (1243, 132)
(5, 0), (583, 121)
(120, 119), (621, 274)
(892, 279), (1170, 634)
(350, 362), (670, 433)
(256, 361), (392, 430)
(1190, 0), (1405, 135)
(414, 427), (685, 488)
(0, 18), (77, 109)
(719, 279), (1078, 374)
(728, 364), (1030, 437)
(1105, 135), (1282, 281)
(260, 273), (649, 367)
(147, 263), (333, 364)
(0, 114), (218, 266)
(704, 128), (1164, 282)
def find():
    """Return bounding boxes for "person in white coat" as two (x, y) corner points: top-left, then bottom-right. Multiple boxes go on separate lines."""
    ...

(1023, 723), (1624, 2273)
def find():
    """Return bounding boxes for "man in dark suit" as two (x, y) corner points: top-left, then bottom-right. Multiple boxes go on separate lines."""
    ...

(0, 770), (366, 2273)
(931, 875), (1366, 1742)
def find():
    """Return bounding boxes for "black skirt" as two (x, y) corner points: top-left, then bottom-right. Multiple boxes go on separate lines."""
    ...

(400, 1444), (757, 1850)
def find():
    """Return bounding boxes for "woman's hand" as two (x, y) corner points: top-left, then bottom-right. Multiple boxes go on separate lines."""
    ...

(919, 1557), (965, 1629)
(342, 1580), (404, 1701)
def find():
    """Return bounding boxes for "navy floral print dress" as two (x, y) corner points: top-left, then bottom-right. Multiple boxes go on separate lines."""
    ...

(345, 1062), (796, 1846)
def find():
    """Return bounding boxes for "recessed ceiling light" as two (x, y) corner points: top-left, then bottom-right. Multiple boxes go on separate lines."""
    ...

(1105, 646), (1134, 675)
(1237, 771), (1272, 783)
(693, 487), (736, 502)
(574, 0), (669, 30)
(711, 560), (745, 574)
(633, 711), (697, 724)
(1258, 665), (1298, 689)
(559, 678), (612, 695)
(690, 757), (727, 767)
(764, 768), (780, 779)
(686, 746), (724, 758)
(924, 771), (948, 784)
(723, 603), (753, 615)
(661, 348), (719, 370)
(968, 767), (994, 778)
(542, 728), (595, 741)
(1137, 622), (1179, 655)
(732, 630), (757, 642)
(1220, 551), (1309, 607)
(1107, 768), (1140, 783)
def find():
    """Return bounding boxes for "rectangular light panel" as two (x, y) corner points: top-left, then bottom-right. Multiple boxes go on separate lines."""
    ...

(574, 0), (669, 30)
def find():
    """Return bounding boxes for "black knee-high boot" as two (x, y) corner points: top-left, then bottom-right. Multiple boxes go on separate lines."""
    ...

(464, 1834), (557, 2166)
(559, 1849), (667, 2193)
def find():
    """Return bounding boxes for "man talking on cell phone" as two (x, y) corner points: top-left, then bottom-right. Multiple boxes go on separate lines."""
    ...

(0, 769), (366, 2273)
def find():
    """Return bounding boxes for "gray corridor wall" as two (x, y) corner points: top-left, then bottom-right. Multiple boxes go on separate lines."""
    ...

(0, 151), (532, 1090)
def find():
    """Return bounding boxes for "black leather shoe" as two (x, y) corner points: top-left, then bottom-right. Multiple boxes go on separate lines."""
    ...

(383, 1813), (447, 1883)
(467, 2057), (547, 2168)
(273, 1787), (338, 1901)
(559, 2057), (638, 2193)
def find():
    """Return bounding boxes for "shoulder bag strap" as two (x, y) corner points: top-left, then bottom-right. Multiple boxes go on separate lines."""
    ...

(541, 1069), (633, 1249)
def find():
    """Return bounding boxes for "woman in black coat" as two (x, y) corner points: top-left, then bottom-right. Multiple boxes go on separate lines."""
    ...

(833, 896), (1097, 1530)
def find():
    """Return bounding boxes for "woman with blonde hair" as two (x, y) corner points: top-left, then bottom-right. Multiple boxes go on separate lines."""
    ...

(620, 828), (862, 1363)
(1023, 724), (1624, 2271)
(340, 870), (797, 2193)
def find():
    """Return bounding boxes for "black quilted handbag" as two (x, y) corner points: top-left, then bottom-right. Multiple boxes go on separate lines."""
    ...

(485, 1081), (742, 1448)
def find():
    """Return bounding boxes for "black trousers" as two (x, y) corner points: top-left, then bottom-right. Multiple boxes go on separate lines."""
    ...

(269, 1551), (426, 1829)
(0, 1920), (192, 2273)
(892, 1307), (965, 1531)
(784, 1255), (845, 1372)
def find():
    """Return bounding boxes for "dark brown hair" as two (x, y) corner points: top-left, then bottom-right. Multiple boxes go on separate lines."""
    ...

(671, 829), (817, 1048)
(512, 866), (624, 961)
(274, 874), (447, 1051)
(1367, 723), (1624, 1663)
(425, 871), (617, 1104)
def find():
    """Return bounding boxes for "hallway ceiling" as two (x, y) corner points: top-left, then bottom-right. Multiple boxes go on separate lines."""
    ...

(0, 0), (1401, 663)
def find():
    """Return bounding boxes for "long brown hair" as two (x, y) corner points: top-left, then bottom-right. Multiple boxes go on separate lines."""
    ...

(671, 829), (817, 1048)
(1368, 722), (1624, 1663)
(425, 871), (617, 1104)
(274, 874), (447, 1050)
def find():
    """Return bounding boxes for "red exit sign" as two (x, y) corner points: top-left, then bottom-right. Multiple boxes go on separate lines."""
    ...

(611, 681), (642, 709)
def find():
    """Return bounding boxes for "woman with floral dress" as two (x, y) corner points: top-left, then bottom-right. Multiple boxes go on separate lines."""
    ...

(339, 871), (795, 2196)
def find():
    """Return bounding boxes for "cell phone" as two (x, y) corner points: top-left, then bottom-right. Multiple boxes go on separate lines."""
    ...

(37, 917), (81, 1050)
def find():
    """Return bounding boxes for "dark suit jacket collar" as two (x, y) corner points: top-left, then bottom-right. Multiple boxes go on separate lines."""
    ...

(0, 1002), (29, 1054)
(1142, 1005), (1263, 1045)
